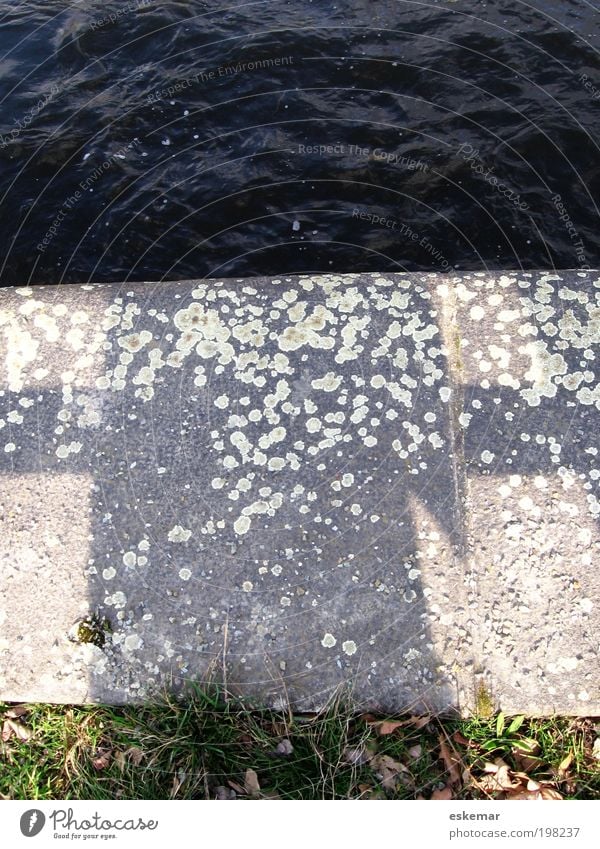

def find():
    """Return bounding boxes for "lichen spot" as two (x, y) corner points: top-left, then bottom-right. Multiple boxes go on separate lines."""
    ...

(179, 568), (192, 581)
(321, 633), (337, 648)
(234, 515), (251, 536)
(118, 330), (153, 352)
(168, 525), (192, 543)
(123, 634), (143, 651)
(342, 640), (357, 656)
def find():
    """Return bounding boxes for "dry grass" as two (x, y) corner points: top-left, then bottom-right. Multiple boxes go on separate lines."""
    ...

(1, 688), (598, 800)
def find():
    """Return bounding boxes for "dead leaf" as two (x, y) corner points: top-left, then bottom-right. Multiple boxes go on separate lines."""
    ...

(505, 782), (563, 801)
(4, 705), (28, 719)
(343, 745), (369, 766)
(512, 750), (542, 773)
(369, 753), (408, 791)
(275, 739), (293, 756)
(452, 730), (471, 747)
(496, 764), (519, 791)
(431, 785), (453, 800)
(474, 761), (521, 796)
(505, 789), (542, 800)
(1, 719), (31, 742)
(368, 715), (430, 732)
(361, 713), (378, 724)
(114, 751), (126, 772)
(244, 768), (261, 797)
(215, 785), (236, 800)
(438, 736), (461, 787)
(540, 786), (563, 800)
(409, 715), (432, 730)
(373, 719), (405, 736)
(558, 752), (573, 776)
(125, 746), (144, 766)
(227, 779), (245, 794)
(91, 747), (111, 770)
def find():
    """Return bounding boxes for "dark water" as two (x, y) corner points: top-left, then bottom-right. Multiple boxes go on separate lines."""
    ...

(0, 0), (598, 285)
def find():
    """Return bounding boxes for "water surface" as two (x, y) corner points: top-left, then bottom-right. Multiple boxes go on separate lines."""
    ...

(0, 0), (598, 284)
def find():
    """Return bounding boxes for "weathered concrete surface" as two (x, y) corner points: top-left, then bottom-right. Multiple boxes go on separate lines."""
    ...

(0, 271), (598, 714)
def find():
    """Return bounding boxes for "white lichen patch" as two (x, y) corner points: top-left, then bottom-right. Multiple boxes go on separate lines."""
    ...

(342, 640), (357, 656)
(123, 634), (143, 651)
(234, 515), (251, 535)
(321, 633), (337, 648)
(167, 525), (192, 543)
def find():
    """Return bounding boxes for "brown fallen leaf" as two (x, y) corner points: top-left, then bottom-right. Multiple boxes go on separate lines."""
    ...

(409, 715), (432, 730)
(512, 751), (542, 773)
(452, 730), (472, 747)
(343, 745), (369, 766)
(369, 753), (408, 791)
(244, 768), (261, 797)
(505, 788), (542, 800)
(540, 786), (563, 800)
(4, 705), (28, 719)
(475, 761), (521, 796)
(438, 735), (461, 787)
(361, 713), (378, 724)
(227, 779), (246, 795)
(512, 737), (541, 772)
(125, 746), (144, 766)
(431, 785), (453, 800)
(91, 747), (112, 770)
(1, 719), (31, 742)
(496, 764), (520, 791)
(371, 719), (405, 736)
(506, 784), (563, 801)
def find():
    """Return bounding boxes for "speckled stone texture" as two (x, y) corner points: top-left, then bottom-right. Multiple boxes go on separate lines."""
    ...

(0, 271), (598, 714)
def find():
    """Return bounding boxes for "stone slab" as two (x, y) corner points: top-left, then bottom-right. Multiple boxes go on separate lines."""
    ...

(0, 271), (598, 714)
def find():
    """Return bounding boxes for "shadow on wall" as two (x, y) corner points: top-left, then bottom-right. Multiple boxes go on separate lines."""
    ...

(0, 271), (598, 713)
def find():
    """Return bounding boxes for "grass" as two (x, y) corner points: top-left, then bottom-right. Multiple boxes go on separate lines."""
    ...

(1, 688), (598, 800)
